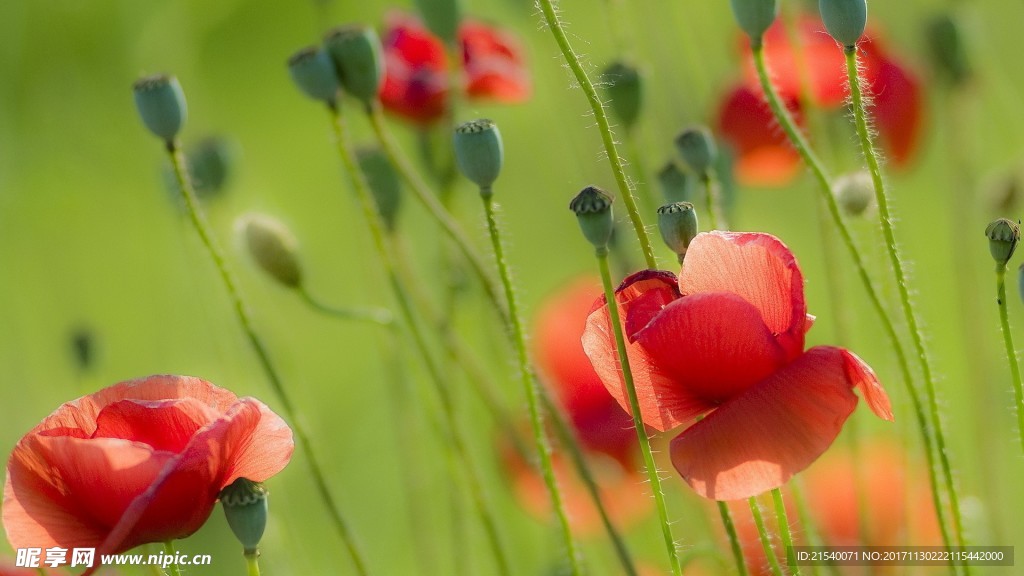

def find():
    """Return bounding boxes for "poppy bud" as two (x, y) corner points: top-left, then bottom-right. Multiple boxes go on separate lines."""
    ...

(675, 126), (717, 179)
(570, 186), (615, 252)
(454, 119), (504, 194)
(133, 74), (187, 143)
(818, 0), (867, 48)
(414, 0), (462, 45)
(658, 202), (698, 262)
(240, 214), (303, 288)
(729, 0), (779, 47)
(189, 136), (237, 196)
(220, 478), (269, 556)
(986, 218), (1020, 268)
(600, 61), (643, 131)
(657, 161), (694, 205)
(288, 46), (341, 105)
(833, 171), (874, 216)
(324, 25), (384, 107)
(926, 13), (971, 86)
(357, 147), (403, 232)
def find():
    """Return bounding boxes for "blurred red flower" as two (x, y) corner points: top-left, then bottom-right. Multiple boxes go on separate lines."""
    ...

(380, 12), (529, 124)
(718, 17), (922, 186)
(583, 231), (893, 500)
(2, 376), (293, 566)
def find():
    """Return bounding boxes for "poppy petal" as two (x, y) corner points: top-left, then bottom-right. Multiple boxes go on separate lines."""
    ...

(459, 21), (530, 102)
(380, 12), (450, 124)
(669, 346), (886, 500)
(92, 398), (220, 453)
(716, 85), (802, 188)
(869, 56), (921, 167)
(680, 232), (807, 360)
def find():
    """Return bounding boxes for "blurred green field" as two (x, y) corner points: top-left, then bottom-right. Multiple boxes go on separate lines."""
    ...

(2, 0), (1024, 574)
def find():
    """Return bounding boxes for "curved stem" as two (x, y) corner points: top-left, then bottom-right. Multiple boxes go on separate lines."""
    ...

(535, 0), (657, 268)
(166, 144), (370, 576)
(297, 285), (394, 325)
(481, 193), (582, 575)
(702, 174), (723, 231)
(718, 501), (749, 576)
(597, 250), (681, 576)
(995, 266), (1024, 454)
(750, 44), (953, 555)
(162, 542), (182, 576)
(244, 553), (261, 576)
(748, 498), (783, 576)
(844, 47), (967, 564)
(771, 488), (799, 575)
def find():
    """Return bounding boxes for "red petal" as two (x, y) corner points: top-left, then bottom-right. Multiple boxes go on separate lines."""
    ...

(680, 232), (807, 360)
(716, 85), (802, 188)
(459, 20), (530, 102)
(380, 12), (450, 124)
(92, 398), (220, 453)
(869, 55), (921, 167)
(669, 346), (888, 500)
(583, 270), (716, 432)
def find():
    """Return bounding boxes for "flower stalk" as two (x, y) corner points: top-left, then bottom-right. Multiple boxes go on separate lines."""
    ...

(748, 498), (784, 576)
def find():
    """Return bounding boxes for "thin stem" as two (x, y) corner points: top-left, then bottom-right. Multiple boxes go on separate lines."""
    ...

(480, 192), (582, 575)
(245, 553), (261, 576)
(166, 144), (370, 576)
(702, 174), (723, 230)
(718, 501), (749, 576)
(162, 542), (182, 576)
(748, 498), (784, 576)
(995, 266), (1024, 454)
(535, 0), (658, 268)
(624, 128), (657, 218)
(297, 285), (394, 325)
(597, 250), (682, 576)
(844, 47), (967, 564)
(328, 104), (511, 576)
(750, 44), (954, 555)
(771, 489), (799, 575)
(789, 479), (834, 576)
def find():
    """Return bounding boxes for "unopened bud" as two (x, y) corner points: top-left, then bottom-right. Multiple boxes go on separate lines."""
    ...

(288, 46), (341, 104)
(189, 136), (237, 196)
(570, 186), (615, 252)
(729, 0), (779, 47)
(658, 202), (698, 262)
(819, 0), (867, 48)
(324, 25), (384, 107)
(357, 147), (403, 232)
(986, 218), (1020, 268)
(600, 61), (643, 131)
(675, 126), (717, 178)
(657, 161), (694, 204)
(413, 0), (462, 45)
(833, 171), (874, 216)
(220, 478), (268, 556)
(926, 13), (971, 86)
(240, 214), (303, 288)
(454, 119), (504, 194)
(133, 74), (187, 143)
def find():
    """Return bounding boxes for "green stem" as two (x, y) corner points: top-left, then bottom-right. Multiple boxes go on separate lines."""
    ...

(771, 489), (799, 575)
(625, 128), (657, 218)
(535, 0), (657, 268)
(597, 250), (681, 576)
(298, 285), (394, 325)
(245, 553), (261, 576)
(844, 47), (967, 566)
(329, 104), (511, 576)
(995, 266), (1024, 454)
(702, 174), (723, 231)
(750, 44), (954, 556)
(748, 498), (784, 576)
(718, 501), (749, 576)
(166, 144), (370, 576)
(789, 479), (833, 576)
(162, 541), (182, 576)
(480, 192), (582, 575)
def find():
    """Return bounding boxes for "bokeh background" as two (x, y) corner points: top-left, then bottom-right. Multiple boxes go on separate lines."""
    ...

(2, 0), (1023, 574)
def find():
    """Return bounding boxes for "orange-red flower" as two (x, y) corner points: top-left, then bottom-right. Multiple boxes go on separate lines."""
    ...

(380, 12), (529, 124)
(2, 376), (293, 566)
(583, 231), (892, 500)
(718, 17), (921, 186)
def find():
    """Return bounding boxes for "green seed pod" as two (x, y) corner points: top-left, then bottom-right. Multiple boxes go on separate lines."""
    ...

(240, 214), (303, 288)
(133, 74), (187, 143)
(324, 25), (384, 107)
(657, 161), (694, 205)
(189, 136), (237, 196)
(220, 478), (269, 556)
(454, 119), (504, 194)
(569, 186), (615, 252)
(600, 61), (643, 131)
(926, 13), (971, 86)
(833, 171), (874, 216)
(674, 126), (718, 178)
(729, 0), (779, 46)
(658, 202), (699, 262)
(413, 0), (462, 45)
(288, 46), (341, 104)
(819, 0), (867, 47)
(986, 218), (1020, 268)
(357, 146), (403, 232)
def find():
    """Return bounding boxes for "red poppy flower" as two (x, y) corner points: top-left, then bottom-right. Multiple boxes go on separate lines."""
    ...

(582, 231), (892, 500)
(380, 12), (529, 125)
(2, 376), (293, 568)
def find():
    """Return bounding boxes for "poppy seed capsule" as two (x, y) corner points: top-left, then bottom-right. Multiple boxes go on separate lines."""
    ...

(414, 0), (462, 45)
(357, 147), (403, 232)
(729, 0), (779, 46)
(986, 218), (1020, 268)
(240, 214), (303, 288)
(220, 478), (268, 556)
(570, 186), (615, 251)
(675, 127), (718, 178)
(658, 202), (699, 261)
(658, 161), (694, 204)
(819, 0), (867, 48)
(926, 13), (971, 86)
(454, 119), (504, 194)
(600, 61), (643, 130)
(833, 171), (874, 216)
(324, 25), (384, 107)
(133, 74), (187, 142)
(288, 46), (341, 104)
